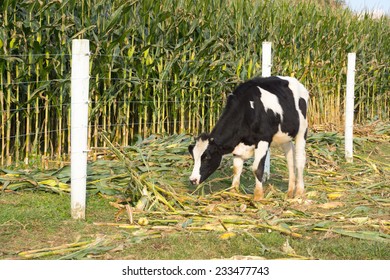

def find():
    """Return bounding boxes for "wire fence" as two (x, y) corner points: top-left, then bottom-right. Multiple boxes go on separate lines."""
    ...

(1, 0), (389, 168)
(0, 53), (232, 166)
(1, 51), (389, 167)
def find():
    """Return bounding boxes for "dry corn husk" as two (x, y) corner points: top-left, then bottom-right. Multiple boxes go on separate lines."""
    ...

(4, 131), (390, 260)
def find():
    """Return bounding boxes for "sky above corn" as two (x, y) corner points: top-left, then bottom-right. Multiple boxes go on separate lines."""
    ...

(346, 0), (390, 15)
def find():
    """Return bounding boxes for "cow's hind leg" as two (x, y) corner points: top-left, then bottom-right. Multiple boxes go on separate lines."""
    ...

(294, 130), (307, 197)
(281, 141), (296, 198)
(231, 157), (244, 193)
(252, 141), (269, 201)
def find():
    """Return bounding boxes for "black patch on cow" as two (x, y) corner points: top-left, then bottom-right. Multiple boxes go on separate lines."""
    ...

(245, 77), (300, 141)
(255, 150), (268, 182)
(196, 133), (209, 141)
(207, 76), (304, 152)
(299, 98), (307, 119)
(198, 143), (223, 183)
(188, 144), (194, 158)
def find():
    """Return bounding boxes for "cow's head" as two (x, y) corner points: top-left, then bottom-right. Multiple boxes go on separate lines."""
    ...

(188, 133), (223, 185)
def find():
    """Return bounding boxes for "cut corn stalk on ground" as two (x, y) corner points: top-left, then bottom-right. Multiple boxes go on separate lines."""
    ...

(2, 130), (389, 260)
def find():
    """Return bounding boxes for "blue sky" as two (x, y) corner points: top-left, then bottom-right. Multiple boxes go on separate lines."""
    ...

(346, 0), (390, 15)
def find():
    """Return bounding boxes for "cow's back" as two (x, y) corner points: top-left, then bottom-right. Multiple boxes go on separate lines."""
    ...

(232, 76), (308, 143)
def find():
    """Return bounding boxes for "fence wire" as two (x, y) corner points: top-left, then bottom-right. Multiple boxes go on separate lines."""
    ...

(0, 53), (224, 165)
(1, 52), (389, 165)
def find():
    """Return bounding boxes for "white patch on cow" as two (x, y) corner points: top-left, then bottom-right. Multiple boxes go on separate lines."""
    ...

(272, 125), (292, 145)
(189, 138), (209, 184)
(277, 76), (309, 123)
(252, 140), (270, 200)
(257, 86), (284, 120)
(278, 76), (309, 140)
(278, 76), (309, 103)
(232, 143), (255, 159)
(249, 101), (254, 109)
(275, 76), (308, 197)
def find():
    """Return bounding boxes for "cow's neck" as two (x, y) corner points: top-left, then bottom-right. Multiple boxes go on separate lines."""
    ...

(210, 124), (244, 155)
(209, 93), (248, 154)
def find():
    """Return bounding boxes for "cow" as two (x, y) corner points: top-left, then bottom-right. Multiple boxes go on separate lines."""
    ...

(188, 76), (309, 201)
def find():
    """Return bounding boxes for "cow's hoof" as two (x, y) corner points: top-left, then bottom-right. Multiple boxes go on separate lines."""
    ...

(253, 192), (264, 201)
(253, 186), (264, 201)
(287, 190), (294, 199)
(295, 188), (305, 197)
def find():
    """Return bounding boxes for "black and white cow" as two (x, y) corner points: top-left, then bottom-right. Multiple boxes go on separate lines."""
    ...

(188, 76), (309, 201)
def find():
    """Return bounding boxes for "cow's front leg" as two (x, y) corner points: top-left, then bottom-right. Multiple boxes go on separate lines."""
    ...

(252, 141), (270, 201)
(231, 157), (244, 193)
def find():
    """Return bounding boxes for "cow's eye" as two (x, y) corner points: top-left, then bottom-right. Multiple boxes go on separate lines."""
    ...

(202, 153), (211, 161)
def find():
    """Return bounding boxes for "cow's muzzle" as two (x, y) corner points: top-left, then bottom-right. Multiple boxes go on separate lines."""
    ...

(190, 178), (199, 185)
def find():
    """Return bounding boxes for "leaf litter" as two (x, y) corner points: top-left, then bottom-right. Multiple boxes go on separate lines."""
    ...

(1, 126), (389, 259)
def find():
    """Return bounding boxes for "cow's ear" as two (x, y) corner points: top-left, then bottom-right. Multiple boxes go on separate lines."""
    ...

(188, 144), (194, 157)
(227, 94), (237, 102)
(198, 133), (209, 141)
(227, 93), (234, 99)
(209, 137), (221, 150)
(210, 137), (220, 146)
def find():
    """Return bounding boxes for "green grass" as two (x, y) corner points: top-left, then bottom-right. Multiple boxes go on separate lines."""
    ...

(0, 193), (117, 257)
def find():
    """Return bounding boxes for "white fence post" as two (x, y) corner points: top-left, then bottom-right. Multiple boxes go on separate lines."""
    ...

(262, 41), (272, 180)
(71, 39), (90, 219)
(345, 52), (356, 163)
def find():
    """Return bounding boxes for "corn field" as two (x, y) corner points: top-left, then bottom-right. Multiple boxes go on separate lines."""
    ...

(0, 0), (389, 165)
